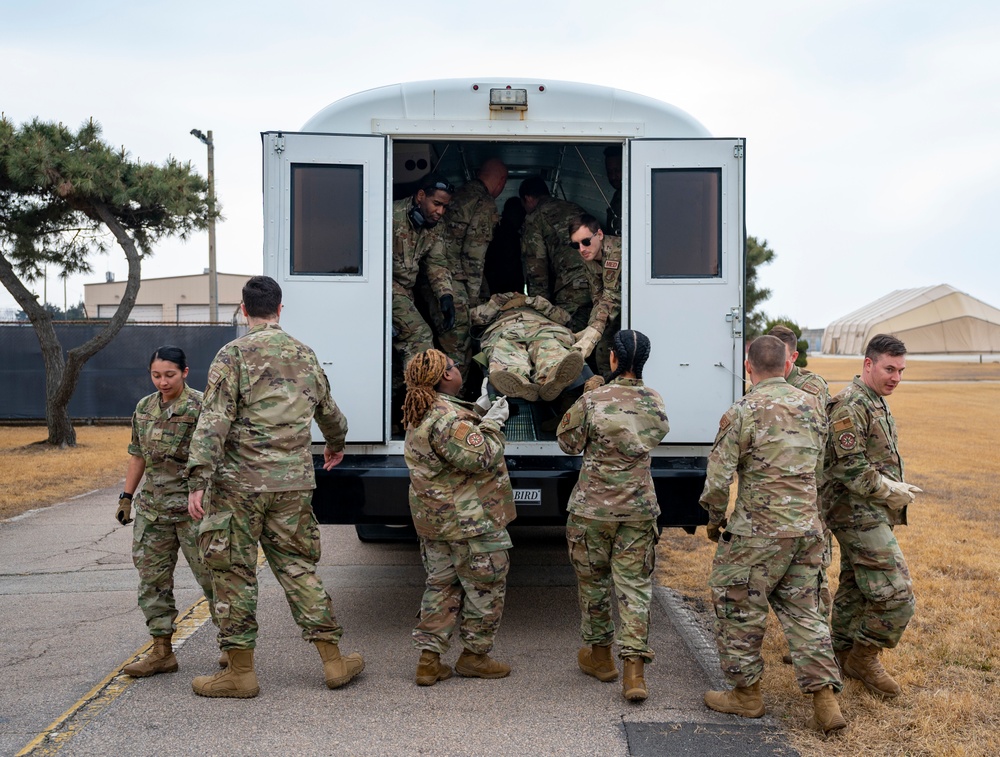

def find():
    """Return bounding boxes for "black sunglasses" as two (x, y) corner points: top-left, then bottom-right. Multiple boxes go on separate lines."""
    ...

(569, 236), (595, 249)
(427, 180), (455, 194)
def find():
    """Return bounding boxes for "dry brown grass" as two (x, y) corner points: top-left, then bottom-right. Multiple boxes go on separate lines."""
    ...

(0, 426), (131, 519)
(657, 366), (1000, 755)
(808, 355), (1000, 383)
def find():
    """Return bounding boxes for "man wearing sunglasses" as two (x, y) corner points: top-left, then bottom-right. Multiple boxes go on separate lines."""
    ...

(567, 214), (622, 375)
(519, 177), (594, 334)
(392, 174), (457, 369)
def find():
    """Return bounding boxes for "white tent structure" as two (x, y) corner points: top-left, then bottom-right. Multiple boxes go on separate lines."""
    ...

(822, 285), (1000, 355)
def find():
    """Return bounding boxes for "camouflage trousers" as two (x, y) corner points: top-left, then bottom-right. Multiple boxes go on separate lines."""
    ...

(830, 523), (915, 651)
(566, 514), (657, 662)
(412, 536), (510, 656)
(709, 533), (842, 693)
(483, 323), (576, 386)
(132, 511), (215, 636)
(392, 289), (435, 369)
(557, 289), (593, 334)
(592, 317), (620, 378)
(197, 488), (343, 650)
(424, 278), (476, 382)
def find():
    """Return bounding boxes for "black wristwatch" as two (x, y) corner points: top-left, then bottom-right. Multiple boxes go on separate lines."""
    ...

(119, 491), (133, 500)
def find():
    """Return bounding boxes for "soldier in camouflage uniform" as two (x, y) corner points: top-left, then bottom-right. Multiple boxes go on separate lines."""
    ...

(470, 292), (585, 402)
(392, 174), (456, 369)
(115, 345), (216, 678)
(768, 324), (834, 668)
(568, 214), (622, 376)
(557, 330), (669, 702)
(421, 159), (507, 382)
(519, 176), (593, 332)
(186, 276), (363, 699)
(821, 333), (920, 699)
(402, 349), (516, 685)
(700, 336), (846, 735)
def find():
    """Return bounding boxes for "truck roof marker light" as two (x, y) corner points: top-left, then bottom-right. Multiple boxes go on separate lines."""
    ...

(489, 88), (528, 111)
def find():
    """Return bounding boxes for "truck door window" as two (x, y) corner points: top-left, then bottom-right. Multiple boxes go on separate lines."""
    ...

(649, 168), (721, 278)
(290, 164), (364, 275)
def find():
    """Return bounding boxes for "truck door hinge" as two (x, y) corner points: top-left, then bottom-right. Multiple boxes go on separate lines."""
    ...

(733, 144), (744, 159)
(726, 307), (743, 338)
(272, 134), (286, 154)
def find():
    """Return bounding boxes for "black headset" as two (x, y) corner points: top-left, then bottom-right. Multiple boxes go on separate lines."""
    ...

(408, 202), (429, 228)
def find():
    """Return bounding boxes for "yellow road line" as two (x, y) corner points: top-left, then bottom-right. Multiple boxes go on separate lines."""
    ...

(16, 598), (213, 756)
(17, 551), (266, 755)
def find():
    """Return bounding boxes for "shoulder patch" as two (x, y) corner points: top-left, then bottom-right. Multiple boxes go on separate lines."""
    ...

(800, 382), (820, 395)
(832, 417), (853, 433)
(718, 414), (732, 433)
(466, 431), (485, 447)
(454, 421), (472, 442)
(837, 431), (858, 452)
(604, 259), (620, 269)
(208, 367), (223, 386)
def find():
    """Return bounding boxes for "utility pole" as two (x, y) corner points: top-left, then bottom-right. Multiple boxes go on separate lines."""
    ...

(190, 129), (218, 322)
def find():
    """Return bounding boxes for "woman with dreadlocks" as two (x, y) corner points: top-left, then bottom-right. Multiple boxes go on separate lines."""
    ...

(402, 349), (516, 686)
(556, 329), (670, 702)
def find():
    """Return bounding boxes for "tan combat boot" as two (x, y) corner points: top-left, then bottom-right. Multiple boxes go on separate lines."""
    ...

(834, 648), (851, 675)
(808, 685), (848, 736)
(123, 635), (178, 677)
(455, 650), (511, 679)
(843, 641), (901, 698)
(622, 658), (648, 701)
(415, 650), (453, 686)
(578, 644), (618, 682)
(315, 640), (365, 689)
(703, 680), (765, 718)
(192, 648), (259, 698)
(538, 351), (585, 401)
(489, 369), (539, 402)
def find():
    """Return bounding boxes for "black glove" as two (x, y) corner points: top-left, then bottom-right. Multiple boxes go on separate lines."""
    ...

(439, 295), (456, 331)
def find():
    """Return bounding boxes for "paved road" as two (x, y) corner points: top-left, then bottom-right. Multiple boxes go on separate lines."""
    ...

(0, 486), (795, 756)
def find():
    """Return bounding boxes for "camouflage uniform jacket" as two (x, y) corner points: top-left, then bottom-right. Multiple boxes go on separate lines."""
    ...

(470, 293), (571, 336)
(821, 376), (906, 530)
(700, 377), (826, 537)
(391, 198), (453, 300)
(129, 384), (202, 521)
(522, 195), (591, 306)
(404, 394), (516, 542)
(582, 235), (622, 335)
(187, 323), (348, 493)
(787, 364), (830, 409)
(557, 377), (669, 521)
(444, 179), (498, 300)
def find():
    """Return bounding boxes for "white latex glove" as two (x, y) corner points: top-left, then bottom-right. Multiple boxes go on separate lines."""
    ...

(474, 378), (492, 415)
(482, 397), (510, 426)
(875, 477), (922, 510)
(572, 325), (602, 359)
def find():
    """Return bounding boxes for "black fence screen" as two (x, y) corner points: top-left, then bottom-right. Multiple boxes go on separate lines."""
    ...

(0, 323), (241, 420)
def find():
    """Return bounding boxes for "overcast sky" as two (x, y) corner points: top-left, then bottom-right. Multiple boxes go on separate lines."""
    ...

(3, 0), (998, 329)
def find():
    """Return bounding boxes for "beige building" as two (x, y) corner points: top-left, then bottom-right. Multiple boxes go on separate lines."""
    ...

(84, 272), (253, 323)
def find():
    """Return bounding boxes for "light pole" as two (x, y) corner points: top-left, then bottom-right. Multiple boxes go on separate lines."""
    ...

(190, 128), (218, 322)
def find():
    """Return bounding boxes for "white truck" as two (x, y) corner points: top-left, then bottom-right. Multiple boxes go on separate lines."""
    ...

(261, 78), (745, 533)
